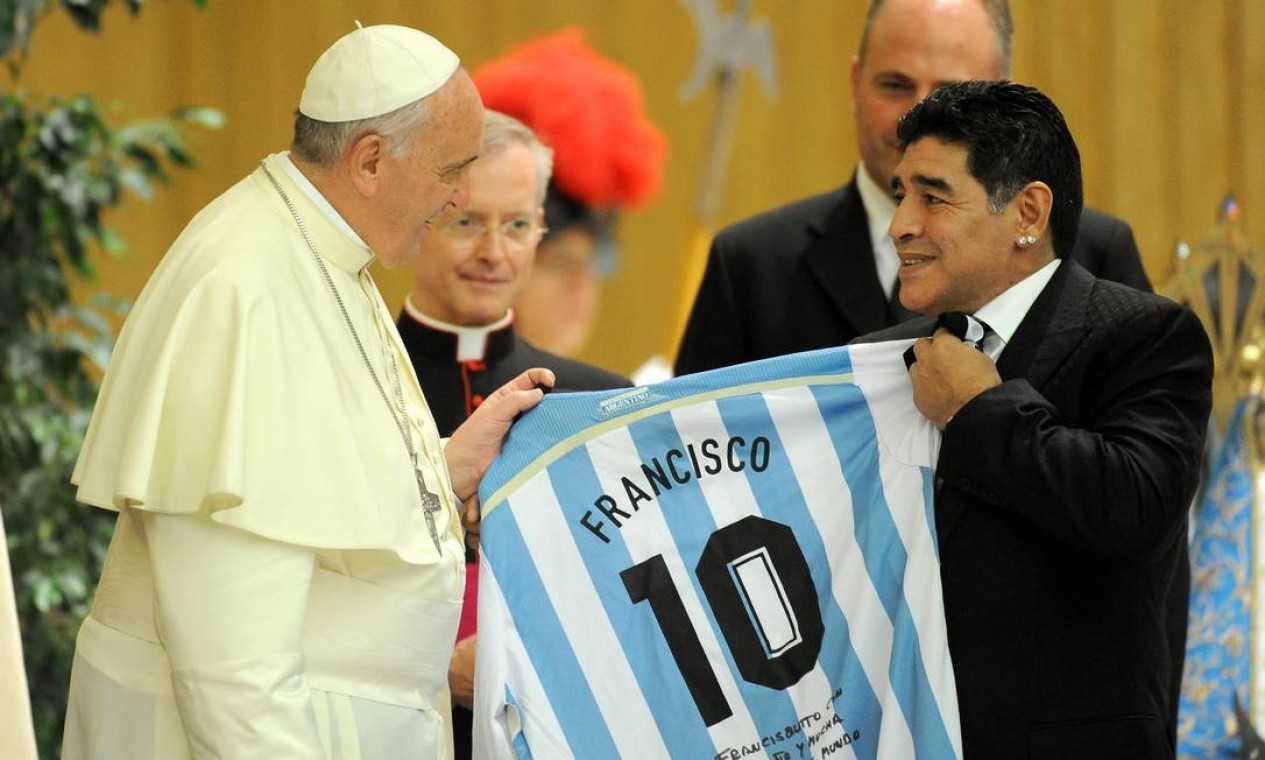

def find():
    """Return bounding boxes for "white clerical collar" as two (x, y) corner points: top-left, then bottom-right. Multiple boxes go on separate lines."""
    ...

(855, 162), (899, 298)
(276, 152), (371, 254)
(404, 295), (515, 362)
(973, 258), (1062, 356)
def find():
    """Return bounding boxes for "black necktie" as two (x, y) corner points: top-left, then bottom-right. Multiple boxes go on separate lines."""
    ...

(903, 312), (994, 370)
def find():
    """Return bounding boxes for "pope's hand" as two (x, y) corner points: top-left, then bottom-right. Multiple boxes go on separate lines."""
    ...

(445, 367), (555, 508)
(462, 492), (481, 553)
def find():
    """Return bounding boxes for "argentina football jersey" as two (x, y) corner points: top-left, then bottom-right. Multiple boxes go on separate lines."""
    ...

(474, 340), (961, 759)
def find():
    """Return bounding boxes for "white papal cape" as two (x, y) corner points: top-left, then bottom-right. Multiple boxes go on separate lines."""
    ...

(63, 154), (465, 759)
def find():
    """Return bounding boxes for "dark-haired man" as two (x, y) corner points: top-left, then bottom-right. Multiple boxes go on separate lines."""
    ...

(675, 0), (1150, 376)
(863, 80), (1211, 758)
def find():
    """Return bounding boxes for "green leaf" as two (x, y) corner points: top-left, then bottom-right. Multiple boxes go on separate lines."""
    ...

(56, 569), (86, 600)
(32, 575), (58, 612)
(59, 0), (104, 33)
(175, 105), (225, 130)
(117, 166), (153, 199)
(167, 142), (192, 168)
(0, 0), (47, 60)
(98, 225), (126, 255)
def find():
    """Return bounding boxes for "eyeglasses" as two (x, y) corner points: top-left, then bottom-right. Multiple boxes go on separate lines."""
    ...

(535, 250), (599, 278)
(434, 214), (547, 249)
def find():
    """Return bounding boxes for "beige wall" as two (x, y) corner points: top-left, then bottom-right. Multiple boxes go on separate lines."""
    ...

(17, 0), (1265, 376)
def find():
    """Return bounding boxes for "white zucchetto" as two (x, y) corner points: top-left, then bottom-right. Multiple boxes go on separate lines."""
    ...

(299, 23), (460, 123)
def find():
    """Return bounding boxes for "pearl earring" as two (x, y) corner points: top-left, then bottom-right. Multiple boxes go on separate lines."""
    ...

(1017, 234), (1037, 248)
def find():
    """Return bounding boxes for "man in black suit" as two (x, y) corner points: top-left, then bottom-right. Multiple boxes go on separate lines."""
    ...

(674, 0), (1150, 376)
(859, 80), (1211, 758)
(398, 110), (628, 760)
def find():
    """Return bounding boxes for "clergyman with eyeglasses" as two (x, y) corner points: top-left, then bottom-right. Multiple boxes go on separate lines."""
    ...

(395, 109), (630, 760)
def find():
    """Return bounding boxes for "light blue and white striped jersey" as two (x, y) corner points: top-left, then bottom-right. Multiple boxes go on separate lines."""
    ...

(473, 341), (961, 760)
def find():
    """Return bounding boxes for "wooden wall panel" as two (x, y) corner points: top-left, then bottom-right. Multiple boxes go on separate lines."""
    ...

(11, 0), (1265, 375)
(1170, 2), (1233, 266)
(1104, 3), (1172, 268)
(1237, 0), (1265, 244)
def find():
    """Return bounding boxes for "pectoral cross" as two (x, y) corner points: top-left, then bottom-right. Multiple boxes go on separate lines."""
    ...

(416, 466), (445, 553)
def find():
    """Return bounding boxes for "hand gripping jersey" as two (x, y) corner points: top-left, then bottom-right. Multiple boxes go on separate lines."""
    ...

(474, 342), (962, 760)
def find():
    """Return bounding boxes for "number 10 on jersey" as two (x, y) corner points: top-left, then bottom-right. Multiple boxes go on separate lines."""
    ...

(621, 515), (825, 727)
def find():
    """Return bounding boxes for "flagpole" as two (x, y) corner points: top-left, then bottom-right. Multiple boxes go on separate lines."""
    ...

(667, 0), (777, 361)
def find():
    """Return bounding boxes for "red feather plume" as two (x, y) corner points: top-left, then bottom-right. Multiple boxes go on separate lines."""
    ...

(473, 29), (666, 210)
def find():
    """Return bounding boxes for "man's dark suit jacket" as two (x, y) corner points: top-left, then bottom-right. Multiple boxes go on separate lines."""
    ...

(674, 179), (1152, 375)
(858, 262), (1212, 758)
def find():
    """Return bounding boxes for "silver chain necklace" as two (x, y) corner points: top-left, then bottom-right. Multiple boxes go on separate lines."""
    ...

(262, 162), (444, 553)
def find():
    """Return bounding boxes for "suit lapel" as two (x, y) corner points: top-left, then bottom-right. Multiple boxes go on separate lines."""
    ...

(937, 261), (1094, 547)
(801, 180), (893, 338)
(996, 261), (1094, 389)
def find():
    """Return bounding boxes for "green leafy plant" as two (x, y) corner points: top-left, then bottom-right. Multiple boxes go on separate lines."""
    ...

(1, 1), (218, 754)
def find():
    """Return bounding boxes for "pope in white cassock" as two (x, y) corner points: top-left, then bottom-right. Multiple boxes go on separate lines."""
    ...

(60, 24), (553, 760)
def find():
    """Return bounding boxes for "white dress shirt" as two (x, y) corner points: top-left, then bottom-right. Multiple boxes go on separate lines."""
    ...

(974, 258), (1062, 359)
(855, 161), (900, 300)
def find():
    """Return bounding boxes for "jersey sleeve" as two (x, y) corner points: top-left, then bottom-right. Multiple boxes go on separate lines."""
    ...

(472, 556), (572, 759)
(472, 555), (515, 760)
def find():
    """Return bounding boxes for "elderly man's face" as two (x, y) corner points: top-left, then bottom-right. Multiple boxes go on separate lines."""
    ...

(889, 137), (1020, 315)
(850, 0), (1003, 194)
(375, 71), (483, 268)
(411, 141), (544, 326)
